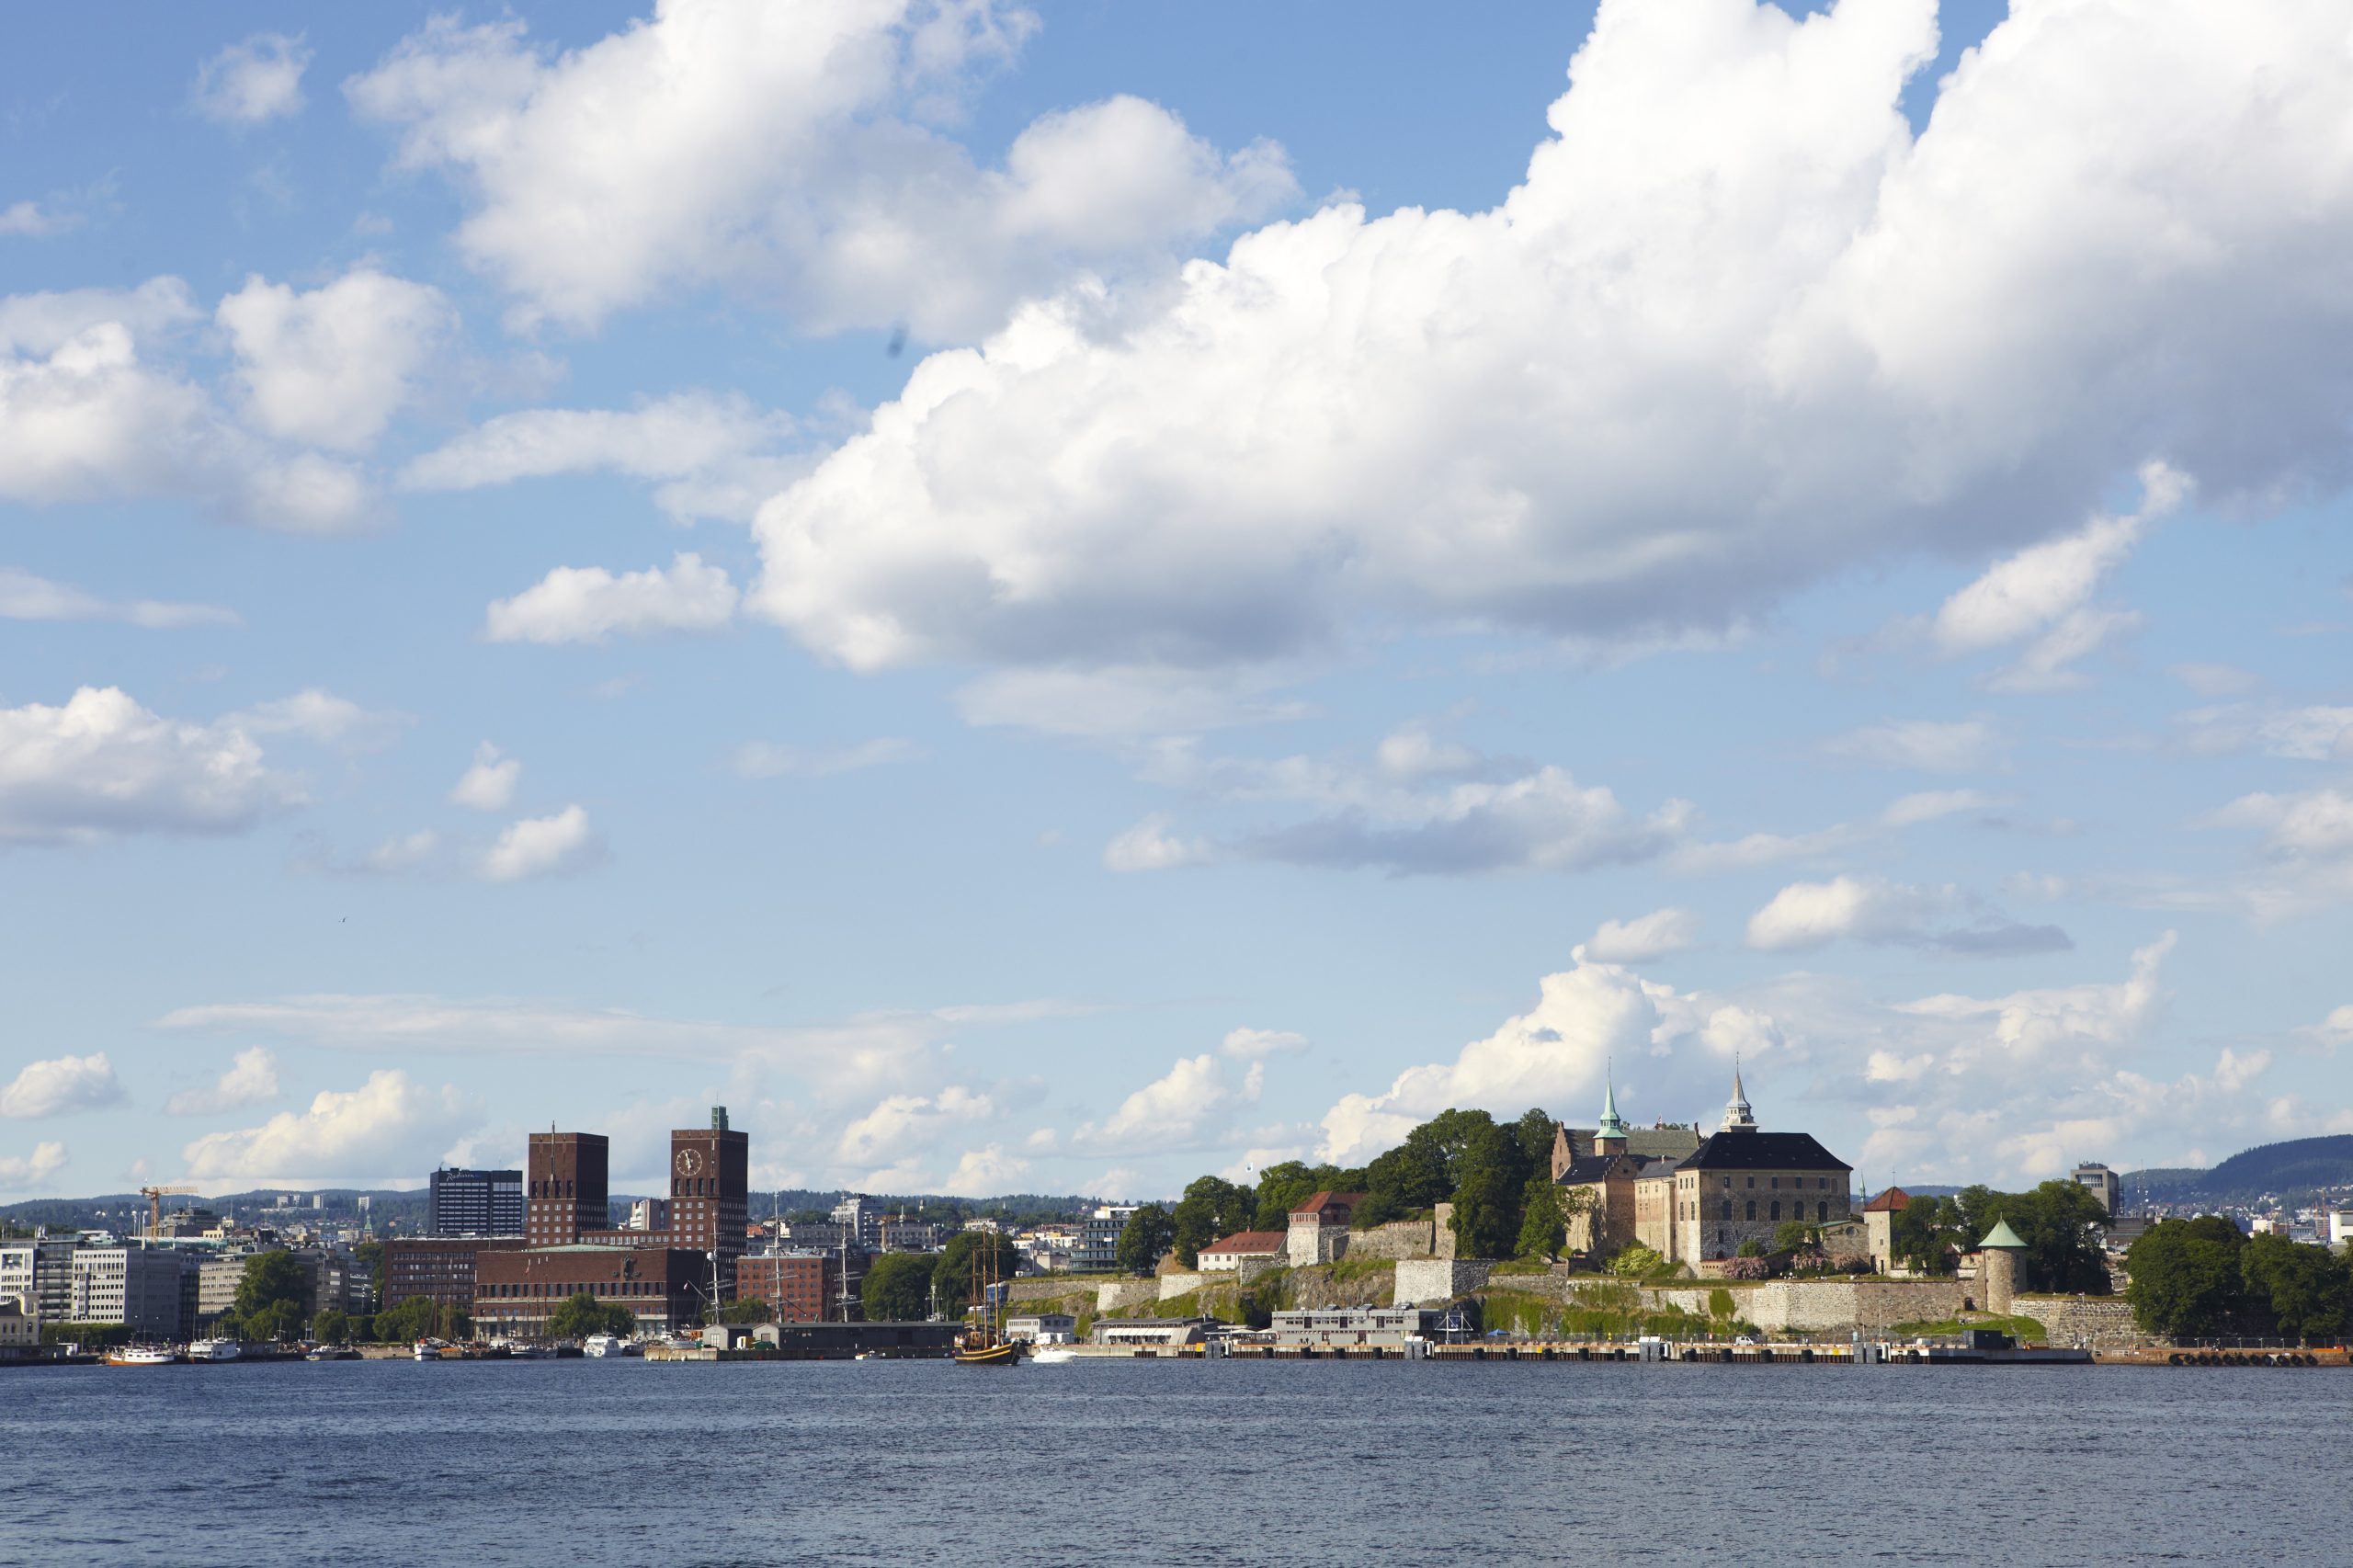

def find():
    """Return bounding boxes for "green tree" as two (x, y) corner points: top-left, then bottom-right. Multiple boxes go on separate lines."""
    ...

(1515, 1174), (1567, 1261)
(1985, 1181), (2111, 1293)
(2125, 1220), (2245, 1337)
(1772, 1220), (1822, 1254)
(370, 1294), (440, 1343)
(1888, 1197), (1960, 1274)
(1251, 1161), (1363, 1230)
(709, 1295), (770, 1325)
(242, 1299), (305, 1342)
(933, 1231), (1020, 1310)
(1509, 1108), (1557, 1175)
(861, 1253), (936, 1321)
(1357, 1138), (1451, 1228)
(547, 1291), (637, 1339)
(313, 1306), (351, 1345)
(1169, 1176), (1256, 1266)
(1447, 1119), (1529, 1261)
(1115, 1204), (1176, 1275)
(233, 1249), (309, 1324)
(2240, 1233), (2351, 1344)
(1607, 1244), (1666, 1278)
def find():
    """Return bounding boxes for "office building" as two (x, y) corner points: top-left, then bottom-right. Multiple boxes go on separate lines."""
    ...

(2071, 1162), (2122, 1215)
(429, 1167), (525, 1237)
(69, 1244), (186, 1337)
(1075, 1207), (1137, 1273)
(385, 1237), (527, 1316)
(624, 1198), (670, 1232)
(473, 1245), (703, 1337)
(527, 1131), (610, 1245)
(830, 1195), (884, 1250)
(735, 1255), (846, 1321)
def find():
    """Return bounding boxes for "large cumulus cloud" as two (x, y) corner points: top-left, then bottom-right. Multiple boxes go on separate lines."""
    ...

(752, 0), (2353, 674)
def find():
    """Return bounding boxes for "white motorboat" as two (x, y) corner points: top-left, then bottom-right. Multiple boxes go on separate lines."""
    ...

(106, 1346), (179, 1367)
(413, 1338), (444, 1361)
(1029, 1346), (1078, 1364)
(583, 1334), (625, 1358)
(187, 1338), (241, 1362)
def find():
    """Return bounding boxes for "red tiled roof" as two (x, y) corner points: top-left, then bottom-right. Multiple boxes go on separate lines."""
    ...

(1290, 1190), (1369, 1219)
(1199, 1231), (1288, 1255)
(1862, 1187), (1912, 1212)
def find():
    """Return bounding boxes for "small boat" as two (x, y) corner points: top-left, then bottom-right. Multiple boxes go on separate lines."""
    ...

(1029, 1346), (1078, 1364)
(107, 1346), (179, 1367)
(304, 1346), (360, 1361)
(583, 1334), (625, 1358)
(188, 1338), (241, 1362)
(506, 1343), (554, 1360)
(414, 1338), (444, 1361)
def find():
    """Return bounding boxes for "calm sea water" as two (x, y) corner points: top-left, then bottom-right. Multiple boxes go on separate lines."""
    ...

(4, 1358), (2346, 1566)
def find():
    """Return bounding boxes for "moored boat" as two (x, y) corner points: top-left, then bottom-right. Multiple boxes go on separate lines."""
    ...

(583, 1333), (625, 1358)
(188, 1337), (241, 1362)
(106, 1346), (179, 1367)
(414, 1338), (444, 1361)
(951, 1235), (1023, 1368)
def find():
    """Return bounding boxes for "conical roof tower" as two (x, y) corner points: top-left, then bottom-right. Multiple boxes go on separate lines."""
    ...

(1721, 1058), (1756, 1132)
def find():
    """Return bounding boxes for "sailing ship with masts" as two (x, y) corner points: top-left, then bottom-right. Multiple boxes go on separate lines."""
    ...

(951, 1238), (1022, 1367)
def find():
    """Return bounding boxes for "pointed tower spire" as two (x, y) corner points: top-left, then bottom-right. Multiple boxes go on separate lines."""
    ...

(1721, 1055), (1756, 1132)
(1595, 1061), (1628, 1153)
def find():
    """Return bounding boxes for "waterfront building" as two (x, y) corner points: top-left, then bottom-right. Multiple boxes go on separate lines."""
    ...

(1005, 1312), (1075, 1344)
(0, 1240), (38, 1324)
(1, 1232), (79, 1324)
(429, 1167), (525, 1237)
(384, 1236), (526, 1316)
(1286, 1193), (1368, 1267)
(1074, 1206), (1138, 1273)
(527, 1131), (611, 1245)
(1197, 1231), (1287, 1272)
(68, 1244), (186, 1337)
(193, 1251), (255, 1330)
(574, 1107), (753, 1284)
(779, 1220), (847, 1249)
(1273, 1306), (1449, 1348)
(2070, 1162), (2121, 1215)
(1090, 1316), (1214, 1346)
(624, 1198), (671, 1232)
(472, 1245), (703, 1337)
(735, 1254), (844, 1321)
(0, 1298), (31, 1348)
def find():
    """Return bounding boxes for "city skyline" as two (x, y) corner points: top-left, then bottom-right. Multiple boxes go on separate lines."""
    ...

(6, 0), (2353, 1206)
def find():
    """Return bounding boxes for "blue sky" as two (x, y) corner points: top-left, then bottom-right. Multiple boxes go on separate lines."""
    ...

(3, 0), (2349, 1205)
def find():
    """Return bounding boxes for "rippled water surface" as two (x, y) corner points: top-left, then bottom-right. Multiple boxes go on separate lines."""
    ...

(5, 1358), (2347, 1566)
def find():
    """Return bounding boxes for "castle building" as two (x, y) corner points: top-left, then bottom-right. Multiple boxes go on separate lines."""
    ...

(1555, 1065), (1853, 1273)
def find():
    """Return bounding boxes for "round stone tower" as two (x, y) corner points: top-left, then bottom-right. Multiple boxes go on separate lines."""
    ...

(1976, 1218), (2028, 1314)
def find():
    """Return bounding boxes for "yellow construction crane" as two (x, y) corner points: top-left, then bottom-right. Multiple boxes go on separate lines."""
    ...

(140, 1184), (199, 1237)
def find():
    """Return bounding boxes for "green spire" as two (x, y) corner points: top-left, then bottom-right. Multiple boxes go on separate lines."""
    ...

(1978, 1219), (2028, 1251)
(1596, 1065), (1627, 1142)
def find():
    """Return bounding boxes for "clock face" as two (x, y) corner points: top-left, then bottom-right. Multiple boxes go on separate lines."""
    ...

(675, 1148), (705, 1176)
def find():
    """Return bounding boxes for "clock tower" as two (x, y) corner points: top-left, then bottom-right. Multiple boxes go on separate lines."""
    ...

(666, 1106), (750, 1268)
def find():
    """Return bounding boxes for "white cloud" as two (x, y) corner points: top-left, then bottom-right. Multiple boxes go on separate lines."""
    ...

(347, 3), (1292, 336)
(1103, 814), (1210, 872)
(399, 391), (805, 524)
(954, 665), (1313, 739)
(938, 1143), (1028, 1196)
(2177, 703), (2353, 761)
(1669, 824), (1861, 874)
(0, 1142), (67, 1189)
(357, 830), (440, 874)
(483, 553), (739, 644)
(2169, 663), (2258, 698)
(180, 1069), (472, 1184)
(193, 32), (312, 125)
(0, 687), (304, 844)
(1878, 790), (2007, 828)
(1585, 907), (1699, 963)
(746, 0), (2353, 682)
(0, 280), (376, 532)
(480, 804), (599, 881)
(449, 742), (521, 811)
(731, 738), (919, 778)
(1824, 719), (2004, 774)
(0, 200), (80, 238)
(1745, 874), (2069, 956)
(1920, 462), (2183, 691)
(835, 1085), (995, 1167)
(2205, 789), (2353, 860)
(1221, 1027), (1308, 1061)
(1074, 1053), (1263, 1153)
(0, 566), (239, 629)
(216, 268), (456, 450)
(229, 688), (404, 748)
(0, 1053), (126, 1118)
(165, 1048), (280, 1117)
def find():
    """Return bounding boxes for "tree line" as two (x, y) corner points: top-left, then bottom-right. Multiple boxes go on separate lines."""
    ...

(2123, 1218), (2350, 1342)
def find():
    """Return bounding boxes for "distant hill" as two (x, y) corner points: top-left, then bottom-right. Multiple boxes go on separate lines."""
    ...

(2127, 1135), (2353, 1203)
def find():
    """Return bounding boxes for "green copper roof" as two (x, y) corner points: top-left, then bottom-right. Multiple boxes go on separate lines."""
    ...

(1977, 1219), (2028, 1250)
(1596, 1072), (1627, 1139)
